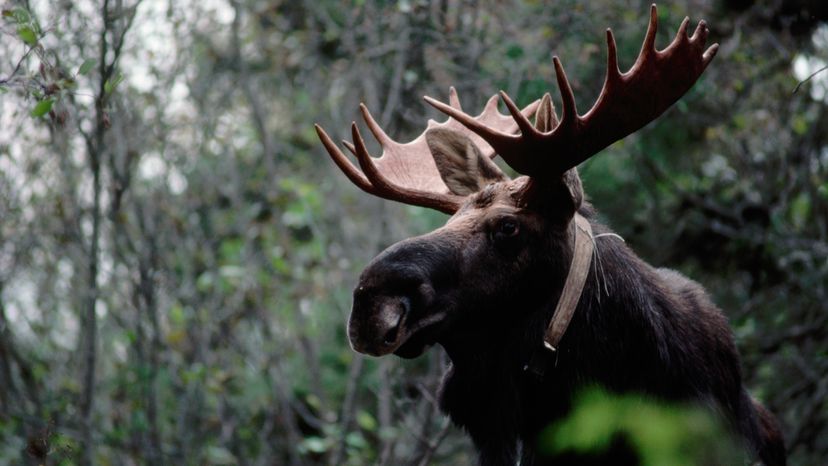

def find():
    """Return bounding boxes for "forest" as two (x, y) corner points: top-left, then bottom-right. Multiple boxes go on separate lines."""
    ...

(0, 0), (826, 464)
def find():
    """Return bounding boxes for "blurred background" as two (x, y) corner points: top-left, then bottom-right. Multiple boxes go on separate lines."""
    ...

(0, 0), (826, 464)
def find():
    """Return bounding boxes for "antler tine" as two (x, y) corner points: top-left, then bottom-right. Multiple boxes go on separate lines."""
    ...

(640, 3), (658, 58)
(342, 140), (358, 158)
(448, 86), (463, 110)
(359, 104), (394, 147)
(499, 91), (539, 137)
(605, 29), (621, 83)
(674, 16), (691, 44)
(691, 18), (708, 42)
(350, 123), (396, 194)
(703, 43), (719, 65)
(482, 94), (500, 112)
(535, 94), (557, 132)
(552, 56), (579, 125)
(315, 124), (377, 194)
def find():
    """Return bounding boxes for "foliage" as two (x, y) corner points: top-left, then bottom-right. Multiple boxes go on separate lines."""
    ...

(539, 388), (742, 465)
(0, 0), (826, 465)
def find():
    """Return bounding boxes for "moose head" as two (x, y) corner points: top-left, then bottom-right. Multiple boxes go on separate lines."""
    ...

(316, 6), (786, 465)
(317, 5), (716, 358)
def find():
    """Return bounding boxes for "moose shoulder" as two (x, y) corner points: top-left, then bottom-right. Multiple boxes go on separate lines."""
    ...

(315, 5), (786, 466)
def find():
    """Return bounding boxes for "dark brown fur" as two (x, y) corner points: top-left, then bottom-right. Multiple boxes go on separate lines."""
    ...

(348, 174), (786, 465)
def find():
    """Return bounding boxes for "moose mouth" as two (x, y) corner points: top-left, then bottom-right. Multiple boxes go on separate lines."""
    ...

(349, 291), (447, 358)
(392, 312), (446, 359)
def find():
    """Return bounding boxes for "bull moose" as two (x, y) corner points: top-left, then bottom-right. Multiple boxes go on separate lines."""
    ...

(315, 5), (786, 465)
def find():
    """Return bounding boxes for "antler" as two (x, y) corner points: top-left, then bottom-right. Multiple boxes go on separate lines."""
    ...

(315, 88), (539, 214)
(425, 4), (718, 177)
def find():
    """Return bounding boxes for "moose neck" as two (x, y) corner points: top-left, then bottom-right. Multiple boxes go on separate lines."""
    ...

(437, 208), (653, 383)
(438, 212), (585, 373)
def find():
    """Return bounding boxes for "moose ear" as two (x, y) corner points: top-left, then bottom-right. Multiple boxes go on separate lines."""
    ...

(426, 128), (507, 196)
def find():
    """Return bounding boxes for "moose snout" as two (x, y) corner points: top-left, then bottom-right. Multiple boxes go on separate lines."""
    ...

(347, 233), (457, 356)
(348, 292), (412, 356)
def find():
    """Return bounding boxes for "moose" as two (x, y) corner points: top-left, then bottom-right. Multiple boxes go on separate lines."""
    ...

(315, 5), (785, 465)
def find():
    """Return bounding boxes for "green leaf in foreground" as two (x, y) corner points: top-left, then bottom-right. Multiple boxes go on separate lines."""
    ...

(17, 26), (37, 45)
(31, 98), (54, 118)
(78, 59), (96, 76)
(538, 388), (743, 465)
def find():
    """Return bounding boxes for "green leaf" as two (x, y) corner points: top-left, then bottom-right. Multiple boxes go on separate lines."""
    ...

(3, 7), (31, 24)
(17, 26), (37, 45)
(300, 436), (329, 454)
(305, 393), (322, 411)
(506, 44), (524, 60)
(792, 114), (809, 136)
(104, 72), (125, 94)
(345, 431), (368, 449)
(789, 192), (811, 229)
(169, 303), (186, 326)
(356, 410), (377, 431)
(0, 85), (8, 94)
(205, 446), (237, 465)
(30, 98), (54, 118)
(78, 59), (96, 76)
(13, 7), (31, 24)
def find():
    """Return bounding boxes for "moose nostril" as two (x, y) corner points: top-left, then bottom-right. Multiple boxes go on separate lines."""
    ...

(380, 296), (410, 346)
(382, 324), (400, 345)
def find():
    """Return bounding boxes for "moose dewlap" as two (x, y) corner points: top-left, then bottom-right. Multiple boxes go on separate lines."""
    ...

(316, 5), (786, 466)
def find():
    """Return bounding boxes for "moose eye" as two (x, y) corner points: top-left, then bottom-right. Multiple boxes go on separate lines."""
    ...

(493, 218), (520, 241)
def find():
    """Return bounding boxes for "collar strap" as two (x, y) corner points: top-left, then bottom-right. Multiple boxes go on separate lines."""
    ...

(542, 213), (594, 352)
